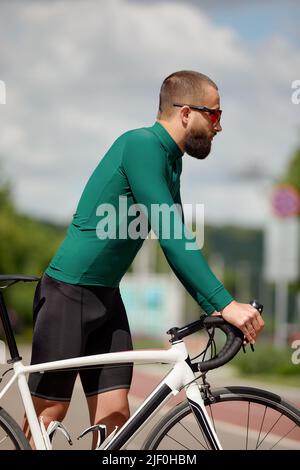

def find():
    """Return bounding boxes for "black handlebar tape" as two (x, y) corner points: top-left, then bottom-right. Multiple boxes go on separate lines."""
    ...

(198, 317), (243, 372)
(197, 301), (263, 373)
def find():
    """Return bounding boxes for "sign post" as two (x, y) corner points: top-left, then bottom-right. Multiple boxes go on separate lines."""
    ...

(264, 184), (300, 347)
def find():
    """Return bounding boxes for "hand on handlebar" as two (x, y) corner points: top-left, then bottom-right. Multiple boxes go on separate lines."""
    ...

(219, 301), (265, 344)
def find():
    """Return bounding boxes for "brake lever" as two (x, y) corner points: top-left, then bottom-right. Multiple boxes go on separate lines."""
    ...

(241, 341), (254, 353)
(247, 299), (264, 352)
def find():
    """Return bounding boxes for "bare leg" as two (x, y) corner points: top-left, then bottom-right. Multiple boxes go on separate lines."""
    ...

(86, 388), (130, 449)
(23, 396), (70, 449)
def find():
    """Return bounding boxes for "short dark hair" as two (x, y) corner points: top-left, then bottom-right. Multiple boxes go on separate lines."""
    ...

(157, 70), (218, 119)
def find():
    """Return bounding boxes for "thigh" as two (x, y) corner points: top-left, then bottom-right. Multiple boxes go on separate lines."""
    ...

(28, 274), (84, 401)
(80, 289), (133, 396)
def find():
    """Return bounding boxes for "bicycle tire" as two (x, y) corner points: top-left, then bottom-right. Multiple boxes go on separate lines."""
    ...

(142, 386), (300, 450)
(0, 407), (32, 450)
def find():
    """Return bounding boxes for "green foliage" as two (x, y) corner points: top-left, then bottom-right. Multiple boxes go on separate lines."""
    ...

(280, 143), (300, 294)
(132, 335), (165, 349)
(0, 180), (65, 325)
(205, 225), (263, 270)
(232, 343), (299, 377)
(283, 145), (300, 194)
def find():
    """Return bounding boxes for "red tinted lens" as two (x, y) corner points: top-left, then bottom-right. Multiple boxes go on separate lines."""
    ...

(209, 110), (221, 124)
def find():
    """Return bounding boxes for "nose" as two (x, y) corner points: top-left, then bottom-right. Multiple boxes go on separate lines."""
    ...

(214, 121), (222, 132)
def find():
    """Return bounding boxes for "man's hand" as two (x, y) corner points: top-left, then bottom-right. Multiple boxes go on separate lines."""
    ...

(219, 301), (265, 344)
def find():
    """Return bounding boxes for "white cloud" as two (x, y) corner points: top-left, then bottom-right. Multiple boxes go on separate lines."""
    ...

(182, 177), (272, 227)
(0, 0), (299, 227)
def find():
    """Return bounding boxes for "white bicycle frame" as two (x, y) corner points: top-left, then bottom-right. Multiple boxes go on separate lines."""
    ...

(0, 340), (222, 450)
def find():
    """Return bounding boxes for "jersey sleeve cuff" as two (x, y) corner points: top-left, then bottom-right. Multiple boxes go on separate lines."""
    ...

(197, 287), (233, 315)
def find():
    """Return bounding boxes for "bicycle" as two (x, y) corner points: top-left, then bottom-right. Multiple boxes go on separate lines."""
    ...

(0, 274), (299, 450)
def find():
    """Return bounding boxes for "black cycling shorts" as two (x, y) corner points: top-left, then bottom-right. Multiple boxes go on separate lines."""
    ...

(28, 274), (133, 401)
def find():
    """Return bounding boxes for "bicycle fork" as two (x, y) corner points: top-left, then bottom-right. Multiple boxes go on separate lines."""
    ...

(186, 384), (222, 450)
(167, 359), (222, 450)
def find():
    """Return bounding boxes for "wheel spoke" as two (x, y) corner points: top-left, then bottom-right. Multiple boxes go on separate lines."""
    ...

(256, 412), (285, 449)
(246, 401), (250, 450)
(178, 421), (208, 449)
(255, 404), (267, 449)
(144, 388), (300, 451)
(164, 432), (189, 449)
(269, 423), (299, 450)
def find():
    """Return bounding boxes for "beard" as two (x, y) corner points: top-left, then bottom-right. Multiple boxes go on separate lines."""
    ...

(184, 129), (212, 160)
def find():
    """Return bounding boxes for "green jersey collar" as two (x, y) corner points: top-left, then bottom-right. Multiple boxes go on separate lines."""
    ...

(151, 122), (183, 161)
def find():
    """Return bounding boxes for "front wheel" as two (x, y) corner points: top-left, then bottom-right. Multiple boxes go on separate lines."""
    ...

(0, 407), (31, 450)
(143, 386), (300, 450)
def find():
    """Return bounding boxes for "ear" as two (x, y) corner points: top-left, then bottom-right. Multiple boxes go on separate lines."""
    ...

(180, 106), (191, 126)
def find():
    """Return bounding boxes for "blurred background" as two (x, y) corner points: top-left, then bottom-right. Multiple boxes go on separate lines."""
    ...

(0, 0), (299, 383)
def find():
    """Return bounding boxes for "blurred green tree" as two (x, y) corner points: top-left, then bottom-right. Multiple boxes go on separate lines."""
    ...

(282, 145), (300, 195)
(0, 165), (65, 326)
(280, 144), (300, 297)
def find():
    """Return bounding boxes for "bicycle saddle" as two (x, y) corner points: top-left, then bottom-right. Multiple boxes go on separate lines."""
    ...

(0, 275), (40, 282)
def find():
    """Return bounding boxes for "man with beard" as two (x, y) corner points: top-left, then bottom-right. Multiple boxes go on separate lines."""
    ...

(25, 70), (264, 448)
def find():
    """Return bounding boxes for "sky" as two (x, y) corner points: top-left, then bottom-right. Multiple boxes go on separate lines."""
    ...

(0, 0), (299, 227)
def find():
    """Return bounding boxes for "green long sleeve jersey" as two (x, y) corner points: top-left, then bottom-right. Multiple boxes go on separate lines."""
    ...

(46, 122), (233, 314)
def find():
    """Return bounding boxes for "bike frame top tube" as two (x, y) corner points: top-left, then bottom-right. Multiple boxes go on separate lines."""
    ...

(0, 343), (185, 404)
(21, 346), (185, 375)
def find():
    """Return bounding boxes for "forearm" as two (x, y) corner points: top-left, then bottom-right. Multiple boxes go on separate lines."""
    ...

(160, 230), (233, 312)
(167, 258), (215, 315)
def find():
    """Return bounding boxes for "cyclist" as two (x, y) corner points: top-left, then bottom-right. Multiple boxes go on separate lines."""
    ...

(24, 70), (264, 447)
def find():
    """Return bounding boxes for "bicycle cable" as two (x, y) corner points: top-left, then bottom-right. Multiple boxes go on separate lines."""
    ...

(191, 327), (216, 363)
(0, 367), (13, 384)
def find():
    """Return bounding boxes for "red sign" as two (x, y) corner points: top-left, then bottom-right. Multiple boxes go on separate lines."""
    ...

(272, 184), (300, 218)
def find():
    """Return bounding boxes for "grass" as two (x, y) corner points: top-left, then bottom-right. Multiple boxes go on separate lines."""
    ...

(234, 369), (300, 388)
(132, 335), (166, 350)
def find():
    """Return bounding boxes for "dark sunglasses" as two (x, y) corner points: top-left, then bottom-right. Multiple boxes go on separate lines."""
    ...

(173, 103), (222, 125)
